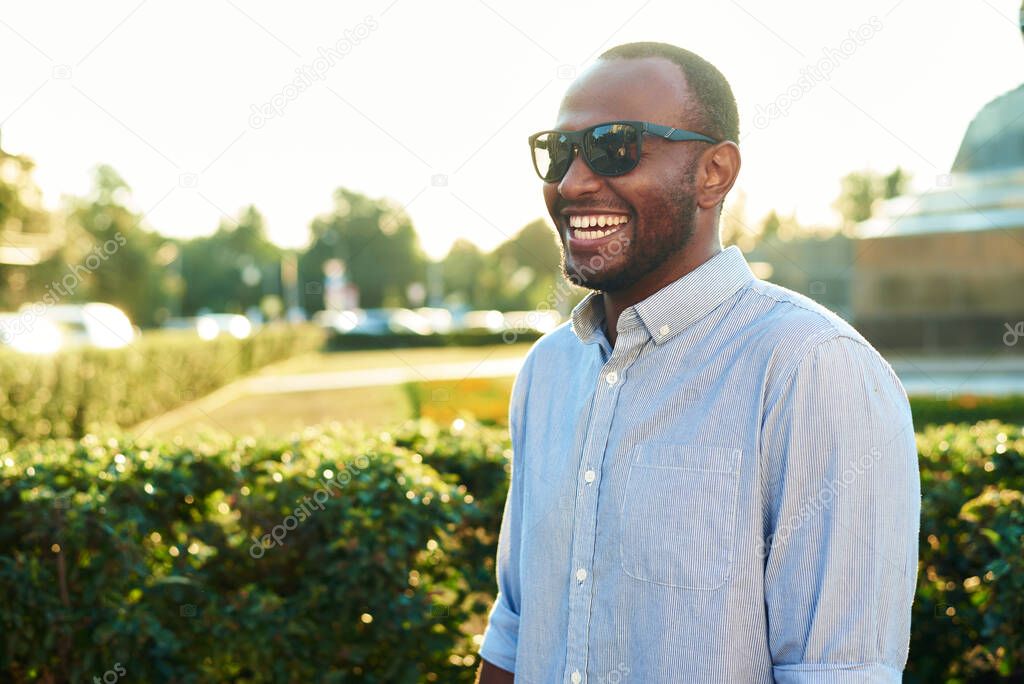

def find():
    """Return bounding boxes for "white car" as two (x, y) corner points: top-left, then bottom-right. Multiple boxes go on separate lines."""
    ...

(0, 313), (63, 354)
(196, 313), (253, 340)
(1, 302), (137, 352)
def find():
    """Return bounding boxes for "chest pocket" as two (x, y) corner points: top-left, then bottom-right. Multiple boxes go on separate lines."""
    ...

(619, 443), (742, 590)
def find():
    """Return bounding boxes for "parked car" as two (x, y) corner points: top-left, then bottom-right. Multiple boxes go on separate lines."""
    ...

(0, 312), (64, 354)
(414, 307), (454, 334)
(363, 308), (432, 335)
(196, 314), (253, 340)
(18, 302), (136, 351)
(312, 309), (360, 334)
(458, 309), (505, 333)
(163, 314), (254, 340)
(502, 310), (562, 334)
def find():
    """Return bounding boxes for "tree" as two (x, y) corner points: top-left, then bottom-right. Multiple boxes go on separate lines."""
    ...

(0, 146), (68, 310)
(478, 219), (563, 311)
(179, 205), (282, 317)
(0, 147), (49, 235)
(720, 190), (754, 251)
(64, 165), (170, 326)
(440, 239), (485, 308)
(833, 167), (910, 232)
(298, 188), (427, 311)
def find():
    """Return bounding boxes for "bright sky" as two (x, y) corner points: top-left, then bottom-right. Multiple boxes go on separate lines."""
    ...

(1, 1), (1021, 259)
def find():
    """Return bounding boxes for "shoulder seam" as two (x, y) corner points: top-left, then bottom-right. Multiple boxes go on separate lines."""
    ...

(747, 280), (851, 336)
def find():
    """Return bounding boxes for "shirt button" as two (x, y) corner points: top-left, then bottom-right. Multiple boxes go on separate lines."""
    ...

(605, 370), (618, 385)
(584, 469), (596, 483)
(659, 324), (670, 337)
(575, 567), (587, 582)
(571, 670), (582, 684)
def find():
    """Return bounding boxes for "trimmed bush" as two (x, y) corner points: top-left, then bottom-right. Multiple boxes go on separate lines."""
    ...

(0, 324), (326, 445)
(909, 395), (1024, 431)
(326, 331), (541, 351)
(0, 422), (502, 683)
(909, 420), (1024, 681)
(2, 416), (1021, 681)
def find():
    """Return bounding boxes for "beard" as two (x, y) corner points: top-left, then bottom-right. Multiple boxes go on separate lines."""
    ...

(560, 185), (698, 293)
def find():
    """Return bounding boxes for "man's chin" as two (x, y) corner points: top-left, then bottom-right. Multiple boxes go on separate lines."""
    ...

(562, 264), (634, 293)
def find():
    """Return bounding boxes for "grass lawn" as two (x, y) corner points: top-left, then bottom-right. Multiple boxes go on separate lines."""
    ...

(149, 341), (1024, 440)
(161, 384), (411, 438)
(254, 343), (533, 377)
(155, 374), (518, 440)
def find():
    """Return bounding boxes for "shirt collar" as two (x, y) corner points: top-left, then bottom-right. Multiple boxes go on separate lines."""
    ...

(570, 245), (756, 347)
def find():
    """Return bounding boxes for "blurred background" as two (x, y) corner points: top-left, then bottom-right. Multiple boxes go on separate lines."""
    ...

(0, 1), (1022, 682)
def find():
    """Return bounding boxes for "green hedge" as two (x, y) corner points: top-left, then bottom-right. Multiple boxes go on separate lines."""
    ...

(909, 395), (1024, 431)
(908, 420), (1024, 682)
(326, 331), (541, 351)
(0, 421), (510, 682)
(1, 418), (1021, 681)
(0, 324), (325, 445)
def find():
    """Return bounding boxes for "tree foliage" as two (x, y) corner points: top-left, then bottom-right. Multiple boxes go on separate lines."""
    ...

(833, 167), (909, 230)
(299, 189), (427, 311)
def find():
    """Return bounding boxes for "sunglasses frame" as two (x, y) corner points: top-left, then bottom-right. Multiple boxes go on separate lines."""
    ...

(528, 120), (719, 183)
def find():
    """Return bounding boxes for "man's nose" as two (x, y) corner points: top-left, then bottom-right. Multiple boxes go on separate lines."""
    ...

(557, 145), (602, 199)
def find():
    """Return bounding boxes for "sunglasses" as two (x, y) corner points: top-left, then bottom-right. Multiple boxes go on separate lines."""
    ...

(528, 120), (718, 183)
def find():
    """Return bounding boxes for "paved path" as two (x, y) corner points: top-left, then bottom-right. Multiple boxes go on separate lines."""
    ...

(242, 354), (1024, 397)
(244, 356), (525, 394)
(886, 354), (1024, 397)
(131, 356), (525, 436)
(134, 351), (1024, 436)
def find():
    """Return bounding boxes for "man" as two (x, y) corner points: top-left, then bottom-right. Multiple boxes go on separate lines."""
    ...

(476, 42), (920, 683)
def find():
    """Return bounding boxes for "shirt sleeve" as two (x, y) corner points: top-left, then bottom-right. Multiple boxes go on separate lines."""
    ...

(759, 335), (921, 683)
(477, 352), (532, 673)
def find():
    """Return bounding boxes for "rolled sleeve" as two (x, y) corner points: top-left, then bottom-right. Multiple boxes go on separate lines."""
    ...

(760, 335), (921, 681)
(478, 353), (533, 673)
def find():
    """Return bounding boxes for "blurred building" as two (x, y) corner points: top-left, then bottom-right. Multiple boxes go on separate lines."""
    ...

(850, 13), (1024, 351)
(744, 234), (854, 320)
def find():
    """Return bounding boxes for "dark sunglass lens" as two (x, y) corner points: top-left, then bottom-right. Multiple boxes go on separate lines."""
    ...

(532, 132), (572, 181)
(586, 123), (640, 175)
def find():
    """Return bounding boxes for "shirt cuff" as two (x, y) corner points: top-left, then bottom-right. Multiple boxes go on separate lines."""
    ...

(477, 597), (518, 673)
(773, 662), (903, 683)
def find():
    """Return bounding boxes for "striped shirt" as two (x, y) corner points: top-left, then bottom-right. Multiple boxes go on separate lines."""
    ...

(478, 245), (921, 683)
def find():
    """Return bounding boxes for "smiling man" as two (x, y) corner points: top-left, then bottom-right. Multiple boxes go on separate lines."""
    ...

(475, 42), (920, 683)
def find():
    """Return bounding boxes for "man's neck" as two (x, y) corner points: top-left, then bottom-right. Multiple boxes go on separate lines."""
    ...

(600, 243), (721, 348)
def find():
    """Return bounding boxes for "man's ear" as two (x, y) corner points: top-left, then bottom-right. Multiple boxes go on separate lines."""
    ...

(696, 142), (740, 210)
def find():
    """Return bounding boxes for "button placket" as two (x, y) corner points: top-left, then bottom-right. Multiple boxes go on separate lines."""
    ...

(564, 326), (645, 684)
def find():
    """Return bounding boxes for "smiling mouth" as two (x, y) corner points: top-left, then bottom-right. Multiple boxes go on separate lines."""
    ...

(565, 213), (631, 240)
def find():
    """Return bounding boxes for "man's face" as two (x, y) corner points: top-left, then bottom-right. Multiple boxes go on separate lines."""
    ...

(543, 57), (705, 293)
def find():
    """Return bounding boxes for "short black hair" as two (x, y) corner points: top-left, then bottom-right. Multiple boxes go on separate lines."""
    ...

(598, 42), (739, 144)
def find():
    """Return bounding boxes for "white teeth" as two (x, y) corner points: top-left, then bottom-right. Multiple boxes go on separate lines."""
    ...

(567, 214), (629, 230)
(575, 228), (615, 239)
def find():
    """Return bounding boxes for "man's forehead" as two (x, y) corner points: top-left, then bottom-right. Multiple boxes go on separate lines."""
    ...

(555, 56), (691, 129)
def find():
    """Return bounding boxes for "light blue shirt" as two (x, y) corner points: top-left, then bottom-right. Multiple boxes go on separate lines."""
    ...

(478, 245), (921, 683)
